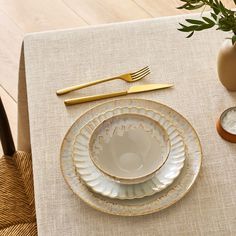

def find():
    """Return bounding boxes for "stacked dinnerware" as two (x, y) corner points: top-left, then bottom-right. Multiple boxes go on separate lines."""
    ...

(60, 99), (202, 216)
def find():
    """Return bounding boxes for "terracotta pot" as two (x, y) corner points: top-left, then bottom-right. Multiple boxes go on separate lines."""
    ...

(217, 39), (236, 91)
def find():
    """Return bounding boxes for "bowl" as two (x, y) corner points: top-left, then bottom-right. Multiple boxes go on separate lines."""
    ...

(89, 113), (170, 184)
(216, 107), (236, 143)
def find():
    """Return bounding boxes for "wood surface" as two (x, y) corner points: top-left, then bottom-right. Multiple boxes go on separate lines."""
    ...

(0, 0), (234, 155)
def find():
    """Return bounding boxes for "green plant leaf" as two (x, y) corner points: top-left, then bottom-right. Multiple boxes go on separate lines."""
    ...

(186, 31), (194, 38)
(211, 13), (217, 21)
(178, 23), (198, 32)
(202, 17), (215, 26)
(186, 3), (205, 10)
(219, 2), (227, 16)
(177, 2), (204, 10)
(177, 3), (189, 9)
(186, 19), (204, 24)
(232, 35), (236, 45)
(212, 5), (220, 15)
(177, 0), (236, 39)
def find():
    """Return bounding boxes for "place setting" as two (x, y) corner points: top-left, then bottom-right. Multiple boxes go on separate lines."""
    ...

(57, 66), (202, 216)
(8, 1), (236, 234)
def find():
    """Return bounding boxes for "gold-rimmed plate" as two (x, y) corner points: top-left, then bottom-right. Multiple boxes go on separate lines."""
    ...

(73, 107), (185, 199)
(60, 99), (202, 216)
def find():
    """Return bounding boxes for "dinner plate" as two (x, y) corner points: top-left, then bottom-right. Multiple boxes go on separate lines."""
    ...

(73, 107), (185, 199)
(60, 99), (202, 216)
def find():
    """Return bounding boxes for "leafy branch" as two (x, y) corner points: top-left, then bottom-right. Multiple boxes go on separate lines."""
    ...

(178, 0), (236, 44)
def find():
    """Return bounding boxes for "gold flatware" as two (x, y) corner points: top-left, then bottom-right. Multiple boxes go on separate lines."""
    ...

(64, 84), (173, 106)
(56, 66), (150, 95)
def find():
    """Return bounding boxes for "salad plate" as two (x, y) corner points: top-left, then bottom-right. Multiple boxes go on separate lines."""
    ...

(73, 107), (185, 199)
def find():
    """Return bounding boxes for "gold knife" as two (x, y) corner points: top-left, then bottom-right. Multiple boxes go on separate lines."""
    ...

(64, 84), (173, 106)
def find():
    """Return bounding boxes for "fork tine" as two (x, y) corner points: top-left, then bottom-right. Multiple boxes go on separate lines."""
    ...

(132, 67), (150, 77)
(131, 67), (150, 78)
(131, 71), (150, 81)
(131, 68), (150, 80)
(131, 66), (149, 76)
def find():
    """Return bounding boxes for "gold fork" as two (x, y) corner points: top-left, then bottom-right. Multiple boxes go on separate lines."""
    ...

(56, 66), (150, 95)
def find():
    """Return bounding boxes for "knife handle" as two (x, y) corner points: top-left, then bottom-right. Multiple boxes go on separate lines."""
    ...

(64, 90), (127, 105)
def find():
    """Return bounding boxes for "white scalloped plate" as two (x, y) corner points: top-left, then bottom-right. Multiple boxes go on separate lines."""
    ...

(73, 107), (185, 199)
(60, 99), (202, 216)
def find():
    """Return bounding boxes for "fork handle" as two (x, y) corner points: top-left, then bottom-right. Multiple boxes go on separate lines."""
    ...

(64, 90), (127, 105)
(56, 76), (119, 95)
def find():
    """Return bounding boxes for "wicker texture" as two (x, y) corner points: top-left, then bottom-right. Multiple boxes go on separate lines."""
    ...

(0, 151), (37, 235)
(0, 223), (37, 236)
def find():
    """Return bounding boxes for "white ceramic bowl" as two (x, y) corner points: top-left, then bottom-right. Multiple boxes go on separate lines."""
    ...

(89, 113), (170, 184)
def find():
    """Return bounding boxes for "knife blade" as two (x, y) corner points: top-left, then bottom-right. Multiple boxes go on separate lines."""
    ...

(127, 84), (173, 94)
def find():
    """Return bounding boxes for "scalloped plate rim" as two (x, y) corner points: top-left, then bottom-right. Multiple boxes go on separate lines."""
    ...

(72, 106), (186, 199)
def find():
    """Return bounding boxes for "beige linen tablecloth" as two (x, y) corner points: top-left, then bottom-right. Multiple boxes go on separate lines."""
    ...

(18, 13), (236, 236)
